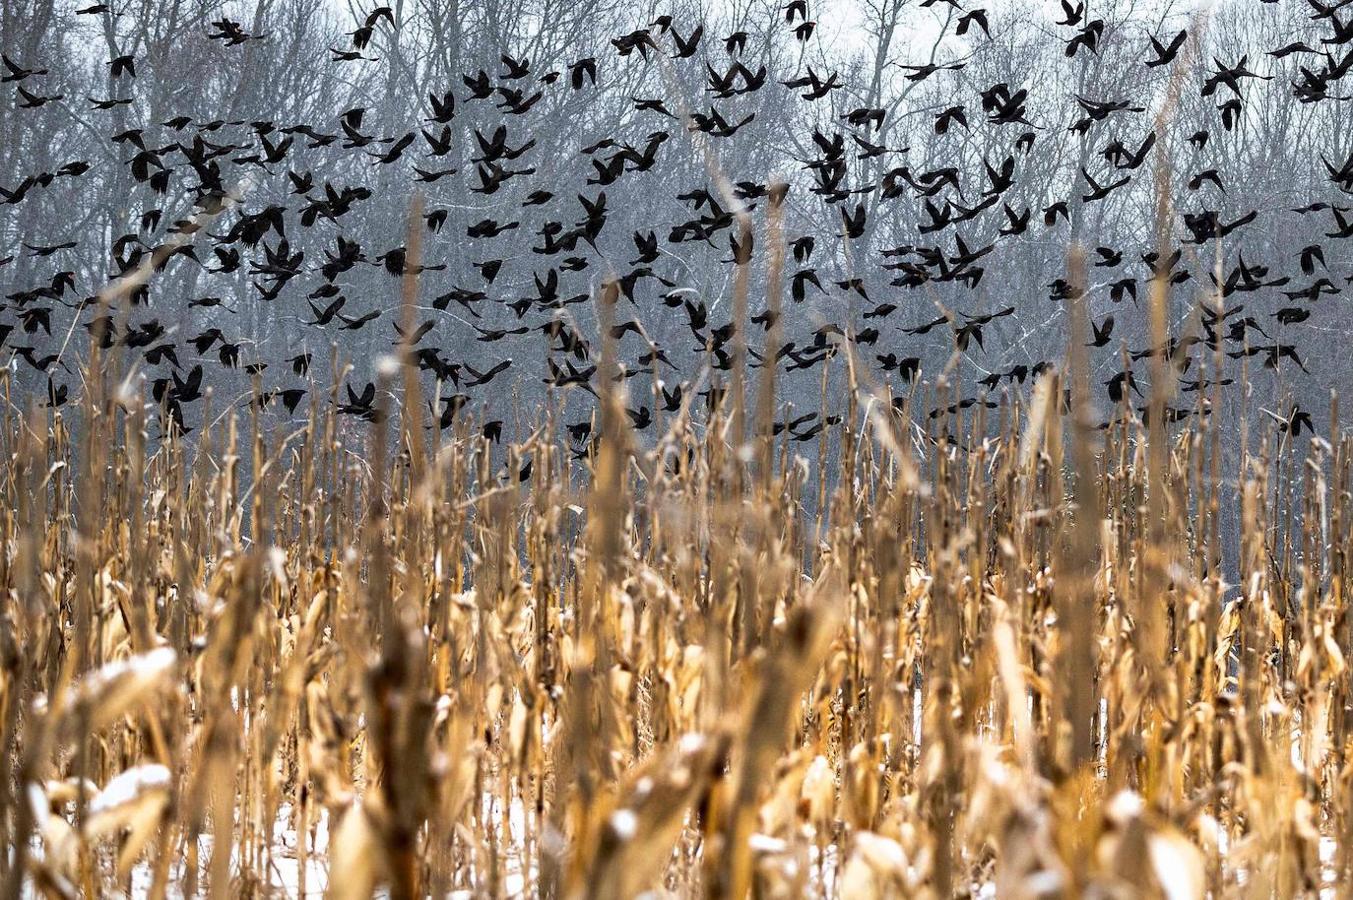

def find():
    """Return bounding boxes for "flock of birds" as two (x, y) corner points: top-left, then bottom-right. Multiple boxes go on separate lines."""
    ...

(1, 0), (1348, 450)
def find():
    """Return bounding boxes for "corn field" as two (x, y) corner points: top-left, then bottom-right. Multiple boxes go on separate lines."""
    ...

(0, 279), (1350, 899)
